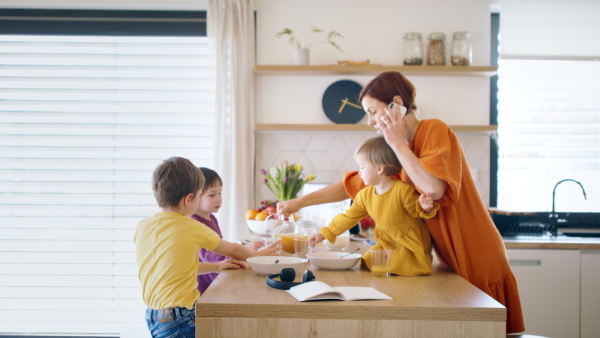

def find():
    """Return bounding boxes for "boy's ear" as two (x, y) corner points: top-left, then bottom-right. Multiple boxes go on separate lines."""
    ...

(377, 165), (385, 176)
(183, 193), (195, 207)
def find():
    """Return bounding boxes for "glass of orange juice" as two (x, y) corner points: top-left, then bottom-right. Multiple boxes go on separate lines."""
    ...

(275, 233), (307, 254)
(370, 249), (392, 277)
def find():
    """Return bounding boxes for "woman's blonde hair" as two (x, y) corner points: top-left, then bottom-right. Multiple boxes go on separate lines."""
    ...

(355, 136), (402, 177)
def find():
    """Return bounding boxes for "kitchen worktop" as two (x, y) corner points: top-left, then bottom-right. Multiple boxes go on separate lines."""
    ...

(196, 242), (506, 337)
(503, 235), (600, 250)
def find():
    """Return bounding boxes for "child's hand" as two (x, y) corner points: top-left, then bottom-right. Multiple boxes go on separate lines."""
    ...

(259, 238), (282, 256)
(419, 193), (434, 213)
(309, 233), (325, 247)
(218, 259), (248, 272)
(244, 240), (264, 251)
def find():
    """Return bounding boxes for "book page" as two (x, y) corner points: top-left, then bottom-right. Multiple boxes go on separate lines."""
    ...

(286, 281), (344, 301)
(286, 281), (392, 302)
(333, 287), (392, 301)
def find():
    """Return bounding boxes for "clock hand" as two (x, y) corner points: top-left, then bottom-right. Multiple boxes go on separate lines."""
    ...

(338, 98), (348, 113)
(346, 101), (362, 109)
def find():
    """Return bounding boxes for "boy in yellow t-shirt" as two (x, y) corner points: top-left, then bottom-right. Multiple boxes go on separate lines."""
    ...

(134, 157), (280, 338)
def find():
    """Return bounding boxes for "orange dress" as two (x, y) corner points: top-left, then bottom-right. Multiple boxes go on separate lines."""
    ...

(343, 119), (525, 334)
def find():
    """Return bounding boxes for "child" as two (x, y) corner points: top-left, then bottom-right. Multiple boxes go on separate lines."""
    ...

(308, 136), (440, 276)
(193, 167), (264, 294)
(134, 157), (280, 338)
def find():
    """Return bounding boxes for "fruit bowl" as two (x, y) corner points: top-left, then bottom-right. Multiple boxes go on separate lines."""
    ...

(246, 256), (305, 275)
(306, 251), (362, 270)
(246, 220), (269, 236)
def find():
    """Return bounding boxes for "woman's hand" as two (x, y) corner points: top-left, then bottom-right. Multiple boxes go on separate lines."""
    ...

(218, 259), (248, 272)
(379, 103), (406, 149)
(309, 233), (325, 247)
(277, 198), (301, 217)
(244, 240), (264, 251)
(419, 193), (434, 213)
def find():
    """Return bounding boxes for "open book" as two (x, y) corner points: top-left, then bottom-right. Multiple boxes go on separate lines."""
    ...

(286, 281), (392, 302)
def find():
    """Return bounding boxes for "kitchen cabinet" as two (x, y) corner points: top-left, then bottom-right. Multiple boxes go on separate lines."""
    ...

(581, 250), (600, 338)
(507, 249), (580, 338)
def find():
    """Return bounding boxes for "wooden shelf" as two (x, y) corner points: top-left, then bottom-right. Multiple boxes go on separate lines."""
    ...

(254, 65), (497, 77)
(255, 124), (497, 133)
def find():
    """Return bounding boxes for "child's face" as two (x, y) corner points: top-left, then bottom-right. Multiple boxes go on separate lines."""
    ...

(356, 153), (379, 186)
(196, 182), (223, 217)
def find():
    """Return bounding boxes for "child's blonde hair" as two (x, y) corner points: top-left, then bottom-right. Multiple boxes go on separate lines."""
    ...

(152, 157), (204, 208)
(355, 136), (402, 177)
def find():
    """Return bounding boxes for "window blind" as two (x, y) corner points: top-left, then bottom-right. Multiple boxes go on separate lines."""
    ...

(497, 59), (599, 212)
(0, 34), (214, 334)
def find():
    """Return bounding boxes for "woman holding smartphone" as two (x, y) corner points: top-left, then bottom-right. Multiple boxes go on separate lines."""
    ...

(278, 71), (525, 334)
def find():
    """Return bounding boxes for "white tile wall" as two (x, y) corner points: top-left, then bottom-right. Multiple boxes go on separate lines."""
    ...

(255, 131), (491, 207)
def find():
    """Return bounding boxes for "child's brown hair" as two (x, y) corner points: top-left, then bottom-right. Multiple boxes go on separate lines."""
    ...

(152, 157), (204, 208)
(199, 167), (223, 193)
(355, 136), (402, 177)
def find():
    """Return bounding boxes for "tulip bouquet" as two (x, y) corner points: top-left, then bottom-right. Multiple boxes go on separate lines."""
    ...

(261, 161), (315, 201)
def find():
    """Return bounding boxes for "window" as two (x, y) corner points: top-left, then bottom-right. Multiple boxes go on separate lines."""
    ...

(0, 10), (213, 334)
(496, 59), (599, 212)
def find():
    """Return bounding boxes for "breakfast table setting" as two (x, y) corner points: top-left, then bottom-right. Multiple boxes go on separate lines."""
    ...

(196, 228), (507, 337)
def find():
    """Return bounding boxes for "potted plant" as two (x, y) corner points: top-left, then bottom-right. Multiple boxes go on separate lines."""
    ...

(275, 26), (344, 65)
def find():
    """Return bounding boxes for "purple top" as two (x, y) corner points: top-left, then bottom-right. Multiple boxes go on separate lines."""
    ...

(192, 213), (228, 294)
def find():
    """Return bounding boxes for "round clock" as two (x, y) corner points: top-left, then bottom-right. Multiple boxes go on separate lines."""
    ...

(322, 80), (365, 124)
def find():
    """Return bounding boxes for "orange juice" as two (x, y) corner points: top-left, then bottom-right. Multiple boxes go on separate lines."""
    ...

(371, 265), (391, 277)
(275, 234), (307, 254)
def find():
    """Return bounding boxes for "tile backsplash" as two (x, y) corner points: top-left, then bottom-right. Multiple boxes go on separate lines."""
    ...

(255, 131), (491, 207)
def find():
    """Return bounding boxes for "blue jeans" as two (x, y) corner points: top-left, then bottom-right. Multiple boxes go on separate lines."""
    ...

(145, 306), (195, 338)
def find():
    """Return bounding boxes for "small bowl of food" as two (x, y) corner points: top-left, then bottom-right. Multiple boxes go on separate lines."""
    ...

(306, 251), (362, 270)
(246, 256), (305, 276)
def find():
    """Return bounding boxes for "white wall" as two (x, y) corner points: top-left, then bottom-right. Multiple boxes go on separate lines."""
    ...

(254, 0), (493, 126)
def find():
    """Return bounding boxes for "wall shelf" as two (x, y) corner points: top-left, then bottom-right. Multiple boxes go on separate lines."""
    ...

(254, 65), (498, 77)
(255, 123), (497, 133)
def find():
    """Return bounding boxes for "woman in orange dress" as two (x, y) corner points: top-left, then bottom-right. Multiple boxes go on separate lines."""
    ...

(278, 71), (525, 334)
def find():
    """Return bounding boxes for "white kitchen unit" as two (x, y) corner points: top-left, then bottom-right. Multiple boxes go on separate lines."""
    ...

(507, 249), (580, 338)
(580, 250), (600, 338)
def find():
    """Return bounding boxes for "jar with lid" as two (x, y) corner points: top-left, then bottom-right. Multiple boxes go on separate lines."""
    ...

(451, 31), (472, 66)
(427, 32), (446, 65)
(403, 32), (423, 65)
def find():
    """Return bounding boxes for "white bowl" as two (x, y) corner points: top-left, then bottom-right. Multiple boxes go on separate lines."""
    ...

(306, 251), (362, 270)
(246, 220), (268, 235)
(246, 256), (305, 275)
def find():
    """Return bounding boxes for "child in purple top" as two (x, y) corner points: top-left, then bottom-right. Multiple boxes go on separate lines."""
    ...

(193, 167), (264, 294)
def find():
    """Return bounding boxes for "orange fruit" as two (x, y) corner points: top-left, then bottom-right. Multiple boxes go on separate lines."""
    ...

(246, 209), (259, 220)
(254, 211), (268, 221)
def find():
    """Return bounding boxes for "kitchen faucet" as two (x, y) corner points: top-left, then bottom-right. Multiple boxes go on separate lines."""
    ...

(550, 179), (587, 236)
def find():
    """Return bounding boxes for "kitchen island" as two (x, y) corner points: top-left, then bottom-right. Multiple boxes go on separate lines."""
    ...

(196, 254), (506, 337)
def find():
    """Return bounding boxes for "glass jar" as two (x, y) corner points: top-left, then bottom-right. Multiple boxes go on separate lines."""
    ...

(451, 31), (472, 66)
(403, 32), (423, 65)
(427, 32), (446, 65)
(272, 215), (307, 254)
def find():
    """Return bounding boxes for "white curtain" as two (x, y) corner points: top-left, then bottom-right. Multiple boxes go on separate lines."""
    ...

(207, 0), (255, 241)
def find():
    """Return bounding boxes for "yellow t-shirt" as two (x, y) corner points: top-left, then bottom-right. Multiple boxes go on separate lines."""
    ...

(134, 212), (220, 309)
(322, 180), (439, 276)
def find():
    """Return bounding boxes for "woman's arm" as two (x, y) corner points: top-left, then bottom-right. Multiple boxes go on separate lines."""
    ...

(277, 181), (349, 216)
(393, 142), (447, 200)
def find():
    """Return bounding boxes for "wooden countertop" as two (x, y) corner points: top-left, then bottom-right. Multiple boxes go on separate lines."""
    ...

(196, 245), (505, 323)
(503, 236), (600, 250)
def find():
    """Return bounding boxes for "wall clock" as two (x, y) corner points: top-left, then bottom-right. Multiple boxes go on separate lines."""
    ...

(322, 80), (364, 124)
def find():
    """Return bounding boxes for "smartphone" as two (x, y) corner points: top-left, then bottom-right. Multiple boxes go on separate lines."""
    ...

(388, 102), (407, 119)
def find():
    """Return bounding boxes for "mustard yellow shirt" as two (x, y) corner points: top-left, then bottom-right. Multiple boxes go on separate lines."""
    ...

(321, 180), (439, 276)
(134, 212), (220, 309)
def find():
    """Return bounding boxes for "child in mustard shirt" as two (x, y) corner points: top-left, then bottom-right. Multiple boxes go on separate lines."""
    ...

(309, 136), (439, 276)
(134, 157), (280, 337)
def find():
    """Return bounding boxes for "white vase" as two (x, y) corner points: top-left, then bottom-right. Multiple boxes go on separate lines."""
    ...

(292, 48), (310, 65)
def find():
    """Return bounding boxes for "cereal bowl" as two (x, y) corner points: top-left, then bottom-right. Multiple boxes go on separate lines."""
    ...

(306, 251), (362, 270)
(246, 256), (305, 276)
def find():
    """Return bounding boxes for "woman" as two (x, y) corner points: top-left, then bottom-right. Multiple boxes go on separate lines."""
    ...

(278, 71), (525, 334)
